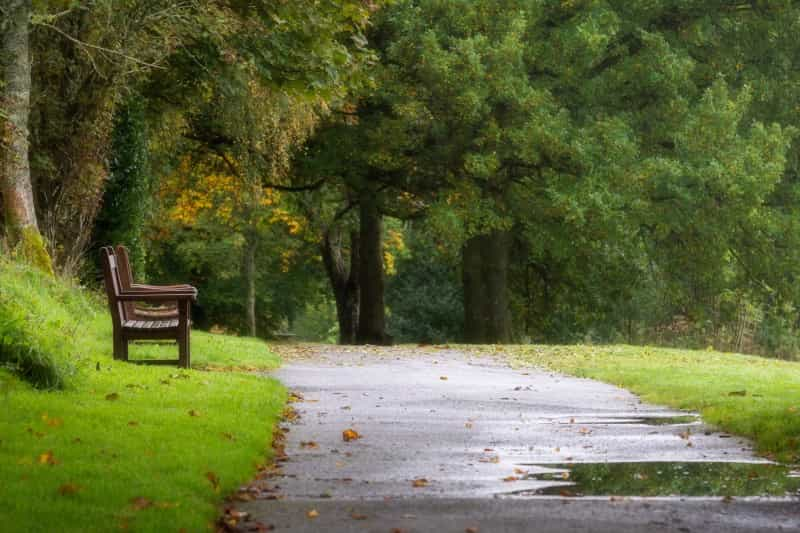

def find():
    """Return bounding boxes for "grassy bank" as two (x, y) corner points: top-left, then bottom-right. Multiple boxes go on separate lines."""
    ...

(482, 344), (800, 463)
(0, 260), (285, 532)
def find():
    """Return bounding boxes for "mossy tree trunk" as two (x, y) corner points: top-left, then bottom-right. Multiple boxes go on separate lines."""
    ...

(0, 0), (52, 274)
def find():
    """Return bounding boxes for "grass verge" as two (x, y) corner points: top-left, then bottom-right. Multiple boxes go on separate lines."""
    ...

(476, 344), (800, 463)
(0, 260), (286, 532)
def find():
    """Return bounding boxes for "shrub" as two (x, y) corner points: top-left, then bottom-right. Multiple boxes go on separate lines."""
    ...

(0, 259), (95, 388)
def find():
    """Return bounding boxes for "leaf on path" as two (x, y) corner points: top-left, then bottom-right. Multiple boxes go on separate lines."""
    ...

(503, 476), (519, 482)
(306, 509), (319, 519)
(479, 456), (499, 463)
(466, 528), (479, 533)
(513, 468), (527, 475)
(412, 478), (429, 487)
(439, 376), (448, 381)
(300, 441), (319, 449)
(105, 392), (119, 401)
(58, 483), (81, 495)
(38, 451), (58, 465)
(342, 429), (361, 442)
(350, 512), (368, 520)
(129, 497), (153, 510)
(206, 471), (220, 492)
(465, 422), (473, 429)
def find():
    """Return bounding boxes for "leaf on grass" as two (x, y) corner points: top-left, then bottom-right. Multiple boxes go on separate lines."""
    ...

(38, 451), (58, 465)
(728, 390), (747, 396)
(105, 393), (119, 401)
(222, 432), (236, 441)
(342, 429), (361, 442)
(58, 483), (81, 496)
(128, 421), (139, 427)
(306, 509), (319, 519)
(412, 478), (428, 488)
(129, 496), (153, 510)
(188, 409), (201, 417)
(42, 414), (63, 428)
(206, 471), (220, 492)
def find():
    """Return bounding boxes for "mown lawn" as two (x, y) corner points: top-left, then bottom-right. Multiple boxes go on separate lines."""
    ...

(474, 344), (800, 463)
(0, 261), (285, 532)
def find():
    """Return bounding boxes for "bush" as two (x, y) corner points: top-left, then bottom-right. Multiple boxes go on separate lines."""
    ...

(0, 259), (95, 388)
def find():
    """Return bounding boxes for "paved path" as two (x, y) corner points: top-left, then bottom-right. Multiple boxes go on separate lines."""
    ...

(238, 346), (799, 532)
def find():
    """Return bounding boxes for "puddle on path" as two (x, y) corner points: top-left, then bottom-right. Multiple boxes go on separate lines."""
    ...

(507, 462), (800, 497)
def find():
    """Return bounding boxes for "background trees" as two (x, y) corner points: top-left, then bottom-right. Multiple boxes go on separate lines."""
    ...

(4, 0), (800, 357)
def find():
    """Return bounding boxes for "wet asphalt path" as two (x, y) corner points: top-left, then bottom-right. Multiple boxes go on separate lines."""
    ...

(239, 346), (800, 532)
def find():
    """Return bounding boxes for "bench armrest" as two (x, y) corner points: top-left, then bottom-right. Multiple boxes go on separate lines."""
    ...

(131, 283), (194, 291)
(117, 290), (197, 302)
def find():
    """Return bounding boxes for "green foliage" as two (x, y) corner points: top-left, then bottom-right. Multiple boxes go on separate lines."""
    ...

(92, 95), (150, 278)
(0, 258), (89, 388)
(386, 228), (463, 343)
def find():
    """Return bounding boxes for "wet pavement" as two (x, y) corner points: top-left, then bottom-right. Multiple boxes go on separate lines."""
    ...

(238, 346), (800, 532)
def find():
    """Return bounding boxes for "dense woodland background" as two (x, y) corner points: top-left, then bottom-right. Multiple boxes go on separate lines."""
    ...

(3, 0), (800, 358)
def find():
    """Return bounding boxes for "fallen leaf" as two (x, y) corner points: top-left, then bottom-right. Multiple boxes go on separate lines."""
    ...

(350, 512), (368, 520)
(412, 478), (428, 487)
(503, 476), (519, 482)
(128, 421), (138, 427)
(466, 528), (479, 533)
(129, 496), (152, 510)
(300, 441), (319, 449)
(222, 432), (236, 441)
(513, 468), (527, 475)
(728, 390), (747, 396)
(38, 451), (58, 466)
(439, 376), (448, 381)
(58, 483), (81, 495)
(188, 409), (200, 417)
(342, 429), (361, 442)
(206, 471), (220, 492)
(306, 509), (319, 519)
(465, 422), (473, 429)
(105, 393), (119, 401)
(44, 416), (63, 428)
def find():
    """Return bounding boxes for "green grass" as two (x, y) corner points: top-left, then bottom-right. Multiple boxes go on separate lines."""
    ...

(477, 344), (800, 463)
(0, 260), (286, 532)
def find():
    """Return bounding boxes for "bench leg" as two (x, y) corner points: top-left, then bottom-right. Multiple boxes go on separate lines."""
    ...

(178, 301), (191, 369)
(113, 331), (128, 361)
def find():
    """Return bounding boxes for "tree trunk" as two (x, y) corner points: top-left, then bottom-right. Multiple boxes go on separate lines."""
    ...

(243, 233), (257, 337)
(462, 230), (512, 343)
(356, 188), (390, 345)
(321, 227), (360, 344)
(1, 0), (38, 239)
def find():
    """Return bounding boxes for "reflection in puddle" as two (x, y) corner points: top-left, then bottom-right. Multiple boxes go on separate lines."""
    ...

(508, 462), (800, 497)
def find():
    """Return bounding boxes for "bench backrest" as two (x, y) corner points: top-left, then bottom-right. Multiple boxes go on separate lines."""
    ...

(100, 246), (125, 329)
(114, 245), (138, 319)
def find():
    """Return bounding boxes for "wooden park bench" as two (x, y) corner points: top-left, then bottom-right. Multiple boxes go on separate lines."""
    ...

(100, 246), (198, 368)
